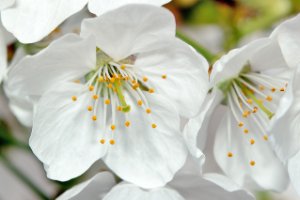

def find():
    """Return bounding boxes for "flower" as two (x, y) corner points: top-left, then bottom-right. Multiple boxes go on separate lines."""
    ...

(5, 5), (209, 188)
(183, 15), (300, 191)
(0, 0), (171, 43)
(57, 161), (255, 200)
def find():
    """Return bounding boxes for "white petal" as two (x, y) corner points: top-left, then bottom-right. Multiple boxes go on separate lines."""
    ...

(0, 26), (6, 83)
(81, 5), (175, 61)
(183, 89), (223, 161)
(104, 93), (187, 189)
(88, 0), (171, 16)
(57, 172), (116, 200)
(136, 38), (209, 118)
(271, 14), (300, 68)
(270, 67), (300, 161)
(1, 0), (88, 43)
(170, 173), (254, 200)
(104, 183), (184, 200)
(211, 38), (288, 87)
(214, 109), (289, 191)
(0, 0), (14, 10)
(30, 83), (107, 181)
(6, 34), (95, 97)
(288, 151), (300, 196)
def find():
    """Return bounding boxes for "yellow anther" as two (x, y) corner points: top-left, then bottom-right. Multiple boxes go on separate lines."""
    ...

(242, 110), (250, 118)
(227, 152), (233, 158)
(107, 83), (113, 89)
(250, 139), (255, 145)
(162, 74), (167, 79)
(246, 99), (253, 104)
(93, 95), (99, 100)
(74, 80), (81, 83)
(110, 77), (115, 83)
(125, 121), (131, 127)
(98, 76), (105, 82)
(252, 107), (258, 113)
(105, 99), (111, 105)
(87, 106), (93, 111)
(72, 96), (77, 101)
(238, 122), (244, 127)
(132, 83), (139, 90)
(263, 135), (268, 141)
(143, 76), (148, 82)
(121, 65), (126, 70)
(100, 139), (105, 144)
(271, 88), (276, 92)
(137, 100), (143, 106)
(117, 106), (122, 111)
(109, 139), (115, 145)
(266, 96), (273, 102)
(89, 85), (94, 91)
(259, 85), (265, 91)
(92, 115), (97, 121)
(111, 125), (116, 130)
(146, 108), (152, 114)
(131, 80), (137, 84)
(280, 87), (285, 92)
(152, 123), (157, 128)
(250, 160), (256, 166)
(244, 129), (249, 134)
(149, 88), (155, 93)
(113, 74), (119, 79)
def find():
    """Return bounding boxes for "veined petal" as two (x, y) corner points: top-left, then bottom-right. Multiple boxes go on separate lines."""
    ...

(210, 38), (288, 87)
(1, 0), (88, 43)
(288, 151), (300, 196)
(104, 93), (187, 189)
(170, 173), (254, 200)
(6, 34), (96, 97)
(214, 109), (289, 191)
(57, 172), (116, 200)
(30, 83), (107, 181)
(183, 90), (223, 162)
(0, 0), (14, 10)
(270, 67), (300, 161)
(88, 0), (171, 16)
(136, 38), (209, 118)
(81, 5), (175, 61)
(104, 183), (184, 200)
(271, 14), (300, 68)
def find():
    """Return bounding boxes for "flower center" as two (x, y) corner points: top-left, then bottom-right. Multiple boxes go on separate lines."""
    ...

(71, 49), (167, 145)
(218, 64), (288, 166)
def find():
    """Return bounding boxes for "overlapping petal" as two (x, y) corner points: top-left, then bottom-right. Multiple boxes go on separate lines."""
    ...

(81, 5), (175, 61)
(88, 0), (171, 16)
(57, 172), (116, 200)
(30, 83), (107, 181)
(6, 34), (95, 97)
(135, 38), (209, 118)
(1, 0), (88, 43)
(104, 93), (187, 188)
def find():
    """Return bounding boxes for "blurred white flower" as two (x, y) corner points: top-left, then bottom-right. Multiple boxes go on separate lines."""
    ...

(0, 0), (170, 43)
(5, 5), (209, 189)
(183, 14), (300, 192)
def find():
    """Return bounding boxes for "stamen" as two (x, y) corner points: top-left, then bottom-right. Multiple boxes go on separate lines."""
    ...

(109, 139), (115, 145)
(250, 160), (256, 166)
(227, 152), (233, 157)
(89, 85), (94, 91)
(250, 139), (255, 145)
(105, 99), (111, 105)
(152, 123), (157, 128)
(125, 121), (131, 127)
(72, 96), (77, 101)
(149, 88), (155, 93)
(137, 100), (143, 106)
(87, 106), (93, 111)
(143, 76), (148, 82)
(263, 135), (268, 141)
(100, 139), (105, 144)
(93, 95), (99, 100)
(162, 74), (167, 79)
(146, 108), (152, 114)
(111, 125), (116, 130)
(244, 129), (249, 134)
(238, 122), (244, 127)
(92, 115), (97, 121)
